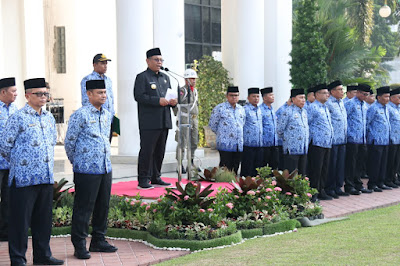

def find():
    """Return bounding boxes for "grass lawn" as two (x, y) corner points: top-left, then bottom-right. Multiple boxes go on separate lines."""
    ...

(157, 205), (400, 265)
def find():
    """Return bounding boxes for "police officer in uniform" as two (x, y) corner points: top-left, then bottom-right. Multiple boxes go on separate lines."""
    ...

(325, 80), (349, 198)
(260, 87), (279, 170)
(209, 86), (245, 174)
(174, 69), (200, 173)
(134, 48), (177, 189)
(65, 80), (117, 260)
(277, 88), (309, 175)
(366, 86), (391, 192)
(0, 78), (63, 265)
(386, 87), (400, 187)
(344, 84), (373, 195)
(0, 77), (18, 242)
(307, 84), (334, 200)
(241, 88), (263, 177)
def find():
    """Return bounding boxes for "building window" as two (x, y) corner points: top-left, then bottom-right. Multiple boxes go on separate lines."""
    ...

(54, 26), (66, 73)
(185, 0), (221, 64)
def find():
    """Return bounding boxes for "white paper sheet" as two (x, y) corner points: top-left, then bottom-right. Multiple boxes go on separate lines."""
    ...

(165, 88), (178, 101)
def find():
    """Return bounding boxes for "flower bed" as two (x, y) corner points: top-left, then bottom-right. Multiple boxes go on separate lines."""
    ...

(52, 166), (320, 250)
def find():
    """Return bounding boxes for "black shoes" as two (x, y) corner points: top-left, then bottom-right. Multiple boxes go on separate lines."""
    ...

(89, 240), (118, 253)
(359, 187), (373, 193)
(151, 178), (171, 187)
(137, 183), (154, 190)
(326, 190), (339, 199)
(335, 189), (350, 196)
(368, 186), (382, 192)
(378, 184), (392, 190)
(345, 187), (361, 195)
(384, 182), (398, 188)
(318, 190), (333, 201)
(74, 249), (91, 259)
(11, 262), (26, 266)
(33, 256), (64, 265)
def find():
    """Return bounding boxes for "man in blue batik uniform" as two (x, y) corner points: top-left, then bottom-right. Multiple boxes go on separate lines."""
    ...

(325, 80), (349, 198)
(343, 85), (357, 104)
(260, 87), (279, 170)
(386, 87), (400, 187)
(277, 89), (309, 175)
(276, 98), (292, 170)
(81, 54), (115, 143)
(65, 80), (117, 260)
(0, 78), (63, 265)
(209, 86), (245, 174)
(241, 88), (263, 177)
(366, 86), (392, 192)
(304, 86), (316, 110)
(307, 84), (334, 201)
(0, 77), (18, 242)
(344, 84), (373, 195)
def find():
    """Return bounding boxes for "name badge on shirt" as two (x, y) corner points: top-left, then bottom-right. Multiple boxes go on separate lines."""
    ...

(294, 114), (299, 118)
(29, 123), (36, 127)
(90, 120), (96, 123)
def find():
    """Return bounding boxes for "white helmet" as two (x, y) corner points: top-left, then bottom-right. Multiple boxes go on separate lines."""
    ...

(184, 69), (198, 79)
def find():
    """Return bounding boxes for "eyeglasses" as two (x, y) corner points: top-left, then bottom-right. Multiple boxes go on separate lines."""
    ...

(152, 58), (164, 63)
(317, 91), (330, 95)
(228, 94), (239, 97)
(28, 92), (50, 98)
(360, 92), (370, 96)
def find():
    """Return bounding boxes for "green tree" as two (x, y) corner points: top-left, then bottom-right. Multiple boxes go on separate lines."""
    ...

(290, 0), (328, 89)
(196, 56), (231, 147)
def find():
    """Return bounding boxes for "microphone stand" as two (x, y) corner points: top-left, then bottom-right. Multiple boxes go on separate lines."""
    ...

(161, 67), (192, 182)
(161, 67), (193, 181)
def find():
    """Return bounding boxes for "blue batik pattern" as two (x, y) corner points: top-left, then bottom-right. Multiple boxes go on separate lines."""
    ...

(277, 105), (309, 155)
(243, 103), (263, 147)
(345, 97), (367, 144)
(307, 100), (333, 148)
(343, 97), (350, 104)
(326, 96), (347, 145)
(209, 101), (245, 152)
(0, 101), (18, 170)
(81, 71), (115, 117)
(0, 104), (56, 188)
(260, 103), (278, 147)
(366, 102), (390, 145)
(65, 105), (112, 174)
(388, 102), (400, 145)
(276, 102), (290, 146)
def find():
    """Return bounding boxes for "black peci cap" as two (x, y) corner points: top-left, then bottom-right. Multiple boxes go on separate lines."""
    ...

(24, 78), (46, 91)
(0, 77), (16, 89)
(261, 87), (273, 95)
(390, 87), (400, 96)
(291, 88), (305, 97)
(86, 80), (106, 90)
(227, 86), (239, 93)
(248, 87), (260, 96)
(376, 86), (390, 96)
(327, 80), (342, 91)
(146, 48), (162, 58)
(358, 84), (371, 92)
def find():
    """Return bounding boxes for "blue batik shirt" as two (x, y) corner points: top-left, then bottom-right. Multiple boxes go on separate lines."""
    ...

(0, 104), (56, 188)
(65, 105), (112, 174)
(326, 96), (347, 145)
(81, 71), (115, 117)
(209, 101), (245, 152)
(366, 102), (390, 145)
(307, 100), (334, 148)
(276, 102), (290, 146)
(243, 103), (263, 147)
(0, 101), (18, 170)
(388, 101), (400, 145)
(277, 105), (309, 155)
(345, 97), (367, 144)
(260, 103), (278, 147)
(343, 97), (350, 104)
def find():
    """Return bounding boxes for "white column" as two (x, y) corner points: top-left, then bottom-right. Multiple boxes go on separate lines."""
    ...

(265, 0), (292, 109)
(153, 0), (185, 152)
(22, 0), (46, 78)
(0, 1), (4, 76)
(222, 0), (264, 99)
(221, 0), (237, 85)
(116, 0), (154, 156)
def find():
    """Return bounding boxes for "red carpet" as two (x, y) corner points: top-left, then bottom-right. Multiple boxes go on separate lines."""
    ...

(110, 177), (232, 199)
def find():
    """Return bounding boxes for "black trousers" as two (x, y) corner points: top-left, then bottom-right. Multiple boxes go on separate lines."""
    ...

(344, 143), (365, 190)
(326, 144), (345, 193)
(138, 129), (168, 185)
(308, 144), (331, 193)
(0, 170), (9, 237)
(240, 146), (263, 177)
(277, 146), (284, 170)
(367, 145), (388, 188)
(359, 144), (368, 177)
(283, 154), (307, 175)
(71, 172), (112, 249)
(386, 144), (400, 183)
(9, 182), (53, 264)
(263, 146), (279, 170)
(218, 150), (242, 174)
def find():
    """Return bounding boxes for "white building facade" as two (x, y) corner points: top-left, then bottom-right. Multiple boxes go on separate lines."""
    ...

(0, 0), (292, 159)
